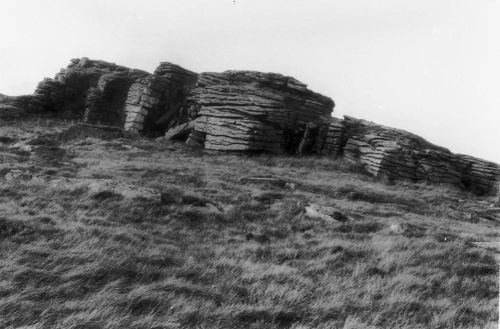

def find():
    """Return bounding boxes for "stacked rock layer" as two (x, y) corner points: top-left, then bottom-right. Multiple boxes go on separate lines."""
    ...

(186, 71), (334, 152)
(1, 57), (498, 194)
(10, 58), (198, 136)
(340, 117), (500, 195)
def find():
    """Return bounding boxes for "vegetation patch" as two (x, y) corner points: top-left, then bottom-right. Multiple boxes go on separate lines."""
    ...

(0, 119), (497, 329)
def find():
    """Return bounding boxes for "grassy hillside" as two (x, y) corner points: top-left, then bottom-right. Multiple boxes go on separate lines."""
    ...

(0, 119), (498, 329)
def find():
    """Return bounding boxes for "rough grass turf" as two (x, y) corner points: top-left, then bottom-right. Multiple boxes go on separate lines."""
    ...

(0, 119), (498, 329)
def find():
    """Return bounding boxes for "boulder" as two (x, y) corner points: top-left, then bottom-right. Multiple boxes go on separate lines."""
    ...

(163, 120), (196, 141)
(304, 203), (348, 223)
(389, 223), (425, 237)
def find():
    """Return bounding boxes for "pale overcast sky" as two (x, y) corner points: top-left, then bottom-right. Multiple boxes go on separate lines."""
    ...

(1, 0), (499, 162)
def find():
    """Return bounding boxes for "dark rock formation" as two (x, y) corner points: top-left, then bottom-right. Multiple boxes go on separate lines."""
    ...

(34, 58), (150, 120)
(186, 71), (334, 152)
(339, 117), (500, 195)
(2, 58), (197, 137)
(124, 62), (197, 135)
(312, 117), (344, 156)
(2, 57), (498, 194)
(3, 59), (333, 151)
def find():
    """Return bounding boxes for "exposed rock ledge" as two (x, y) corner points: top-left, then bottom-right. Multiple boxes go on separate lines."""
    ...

(340, 117), (499, 196)
(1, 57), (498, 195)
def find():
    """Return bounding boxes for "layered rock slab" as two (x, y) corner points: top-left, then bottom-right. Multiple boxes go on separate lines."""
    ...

(185, 71), (334, 152)
(35, 58), (150, 119)
(341, 117), (500, 195)
(7, 58), (334, 152)
(312, 117), (344, 156)
(124, 63), (198, 134)
(7, 58), (198, 136)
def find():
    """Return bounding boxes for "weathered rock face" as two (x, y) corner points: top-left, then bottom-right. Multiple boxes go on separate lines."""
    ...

(185, 71), (334, 152)
(123, 63), (198, 135)
(5, 60), (334, 152)
(5, 59), (334, 151)
(340, 117), (500, 195)
(34, 58), (150, 119)
(312, 117), (344, 156)
(3, 58), (198, 136)
(2, 57), (499, 194)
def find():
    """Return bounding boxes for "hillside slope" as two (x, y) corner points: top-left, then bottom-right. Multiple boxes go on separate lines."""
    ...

(0, 119), (498, 329)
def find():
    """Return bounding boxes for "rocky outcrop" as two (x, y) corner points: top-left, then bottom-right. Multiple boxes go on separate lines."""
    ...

(2, 57), (498, 194)
(455, 155), (500, 196)
(7, 58), (335, 153)
(5, 60), (334, 152)
(123, 63), (197, 134)
(3, 58), (198, 136)
(340, 117), (500, 195)
(185, 71), (334, 152)
(312, 117), (344, 156)
(34, 58), (150, 119)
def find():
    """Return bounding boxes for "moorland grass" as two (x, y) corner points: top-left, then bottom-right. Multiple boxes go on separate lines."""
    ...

(0, 120), (498, 329)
